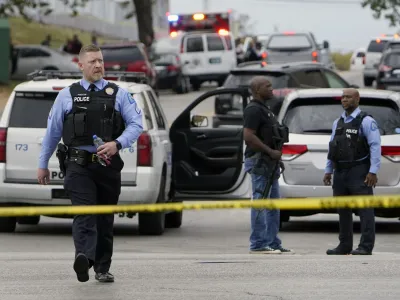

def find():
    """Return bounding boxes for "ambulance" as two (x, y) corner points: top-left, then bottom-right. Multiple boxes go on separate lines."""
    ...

(155, 12), (237, 90)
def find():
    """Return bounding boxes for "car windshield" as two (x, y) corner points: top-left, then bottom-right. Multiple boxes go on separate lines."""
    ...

(102, 46), (144, 62)
(267, 34), (312, 49)
(9, 92), (58, 128)
(367, 40), (389, 53)
(282, 98), (400, 136)
(224, 72), (289, 89)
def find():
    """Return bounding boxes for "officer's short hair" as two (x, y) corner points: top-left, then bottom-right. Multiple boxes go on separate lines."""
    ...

(79, 44), (101, 58)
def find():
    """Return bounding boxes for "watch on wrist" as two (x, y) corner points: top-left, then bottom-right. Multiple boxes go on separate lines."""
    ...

(114, 140), (122, 150)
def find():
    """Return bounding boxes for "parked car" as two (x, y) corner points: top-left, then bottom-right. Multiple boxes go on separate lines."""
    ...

(10, 45), (79, 80)
(100, 42), (158, 92)
(276, 88), (400, 225)
(376, 49), (400, 91)
(153, 52), (190, 94)
(213, 61), (357, 128)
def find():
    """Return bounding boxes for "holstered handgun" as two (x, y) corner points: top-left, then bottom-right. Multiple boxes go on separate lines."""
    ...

(56, 143), (68, 174)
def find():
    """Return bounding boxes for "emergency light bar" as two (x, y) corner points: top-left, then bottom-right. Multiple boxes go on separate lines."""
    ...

(167, 12), (231, 36)
(27, 70), (148, 84)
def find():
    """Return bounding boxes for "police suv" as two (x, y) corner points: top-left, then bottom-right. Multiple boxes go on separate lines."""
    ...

(0, 71), (252, 234)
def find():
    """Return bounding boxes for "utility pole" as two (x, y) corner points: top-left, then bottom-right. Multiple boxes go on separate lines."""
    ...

(203, 0), (209, 11)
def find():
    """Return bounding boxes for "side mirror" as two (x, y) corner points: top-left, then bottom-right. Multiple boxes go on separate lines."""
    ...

(323, 40), (329, 49)
(191, 114), (208, 127)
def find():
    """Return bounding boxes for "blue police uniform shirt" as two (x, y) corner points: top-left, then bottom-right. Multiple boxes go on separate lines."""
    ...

(325, 107), (381, 175)
(38, 78), (143, 169)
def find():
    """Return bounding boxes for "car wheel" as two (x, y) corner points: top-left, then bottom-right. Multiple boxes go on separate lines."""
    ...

(165, 197), (183, 229)
(0, 217), (16, 233)
(18, 216), (40, 225)
(138, 174), (166, 236)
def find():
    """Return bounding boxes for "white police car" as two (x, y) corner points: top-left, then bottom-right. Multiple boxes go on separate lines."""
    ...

(0, 71), (252, 235)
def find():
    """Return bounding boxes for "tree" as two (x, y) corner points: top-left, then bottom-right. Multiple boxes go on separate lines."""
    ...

(362, 0), (400, 27)
(0, 0), (154, 46)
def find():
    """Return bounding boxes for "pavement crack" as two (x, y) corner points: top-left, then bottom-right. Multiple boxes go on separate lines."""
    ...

(245, 291), (286, 299)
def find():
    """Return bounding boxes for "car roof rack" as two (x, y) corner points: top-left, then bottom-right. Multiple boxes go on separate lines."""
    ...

(27, 70), (148, 84)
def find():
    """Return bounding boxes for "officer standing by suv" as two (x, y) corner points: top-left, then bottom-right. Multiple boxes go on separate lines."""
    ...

(37, 44), (143, 282)
(323, 88), (381, 256)
(243, 76), (293, 254)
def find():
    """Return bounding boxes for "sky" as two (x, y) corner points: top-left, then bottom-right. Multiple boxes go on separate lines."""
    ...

(169, 0), (398, 52)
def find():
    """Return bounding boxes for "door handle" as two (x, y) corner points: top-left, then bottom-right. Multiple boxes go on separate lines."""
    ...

(196, 134), (207, 140)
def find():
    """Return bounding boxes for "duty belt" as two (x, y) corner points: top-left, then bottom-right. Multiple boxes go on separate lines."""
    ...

(334, 158), (369, 170)
(68, 148), (100, 165)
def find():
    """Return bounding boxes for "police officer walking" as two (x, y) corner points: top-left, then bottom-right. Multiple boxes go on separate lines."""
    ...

(37, 44), (143, 282)
(323, 88), (381, 255)
(243, 76), (293, 254)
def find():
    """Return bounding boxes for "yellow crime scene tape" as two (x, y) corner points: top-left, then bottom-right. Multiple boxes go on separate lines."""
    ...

(0, 195), (400, 217)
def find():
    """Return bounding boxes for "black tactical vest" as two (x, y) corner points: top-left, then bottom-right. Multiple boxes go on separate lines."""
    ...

(328, 111), (370, 163)
(244, 100), (288, 157)
(62, 82), (125, 147)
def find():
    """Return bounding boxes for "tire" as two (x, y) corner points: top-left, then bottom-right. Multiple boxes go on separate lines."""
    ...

(18, 216), (40, 225)
(165, 199), (183, 229)
(138, 174), (166, 236)
(0, 217), (16, 233)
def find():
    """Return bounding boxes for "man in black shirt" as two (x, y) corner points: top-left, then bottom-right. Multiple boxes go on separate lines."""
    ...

(243, 76), (293, 254)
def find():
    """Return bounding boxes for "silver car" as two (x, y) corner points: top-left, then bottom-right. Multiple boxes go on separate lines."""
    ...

(276, 88), (400, 224)
(11, 45), (79, 80)
(264, 32), (334, 69)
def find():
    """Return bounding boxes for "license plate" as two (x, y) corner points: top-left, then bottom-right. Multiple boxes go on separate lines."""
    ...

(51, 189), (69, 199)
(209, 57), (221, 64)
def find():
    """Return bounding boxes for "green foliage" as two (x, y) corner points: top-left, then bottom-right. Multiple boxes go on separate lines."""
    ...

(331, 52), (353, 71)
(361, 0), (400, 27)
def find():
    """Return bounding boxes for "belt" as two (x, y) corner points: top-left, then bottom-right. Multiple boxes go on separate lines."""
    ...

(67, 148), (100, 164)
(334, 158), (369, 170)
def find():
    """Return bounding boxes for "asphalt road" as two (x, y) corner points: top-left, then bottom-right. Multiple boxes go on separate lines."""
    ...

(2, 71), (399, 300)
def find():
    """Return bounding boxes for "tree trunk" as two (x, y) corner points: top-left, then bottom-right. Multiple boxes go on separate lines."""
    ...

(132, 0), (154, 47)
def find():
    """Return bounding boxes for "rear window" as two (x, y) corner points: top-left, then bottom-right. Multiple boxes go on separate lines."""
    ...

(367, 40), (388, 53)
(207, 35), (225, 51)
(225, 72), (289, 89)
(387, 43), (400, 50)
(101, 46), (144, 62)
(384, 52), (400, 66)
(282, 98), (400, 136)
(9, 92), (56, 128)
(267, 34), (312, 49)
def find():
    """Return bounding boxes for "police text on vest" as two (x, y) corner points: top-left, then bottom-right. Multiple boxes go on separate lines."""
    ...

(346, 129), (358, 134)
(73, 96), (90, 102)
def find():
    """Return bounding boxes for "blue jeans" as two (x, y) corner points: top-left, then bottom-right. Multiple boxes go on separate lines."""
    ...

(244, 157), (282, 250)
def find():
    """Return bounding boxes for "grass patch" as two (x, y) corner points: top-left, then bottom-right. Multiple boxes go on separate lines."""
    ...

(9, 17), (121, 49)
(331, 52), (352, 71)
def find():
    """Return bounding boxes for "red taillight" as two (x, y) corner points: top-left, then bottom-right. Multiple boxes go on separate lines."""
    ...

(137, 132), (152, 166)
(72, 57), (79, 63)
(167, 65), (179, 72)
(0, 128), (7, 163)
(382, 146), (400, 162)
(52, 87), (65, 91)
(272, 88), (294, 97)
(261, 52), (267, 59)
(281, 144), (308, 161)
(312, 51), (318, 62)
(379, 65), (392, 72)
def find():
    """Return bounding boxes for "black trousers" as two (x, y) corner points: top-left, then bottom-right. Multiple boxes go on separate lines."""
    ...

(64, 161), (121, 273)
(332, 163), (375, 252)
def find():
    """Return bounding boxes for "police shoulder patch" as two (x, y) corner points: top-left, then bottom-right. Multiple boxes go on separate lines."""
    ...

(370, 120), (378, 132)
(127, 93), (136, 104)
(48, 106), (53, 120)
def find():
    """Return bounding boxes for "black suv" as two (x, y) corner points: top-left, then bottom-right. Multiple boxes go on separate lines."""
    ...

(213, 61), (357, 128)
(376, 49), (400, 91)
